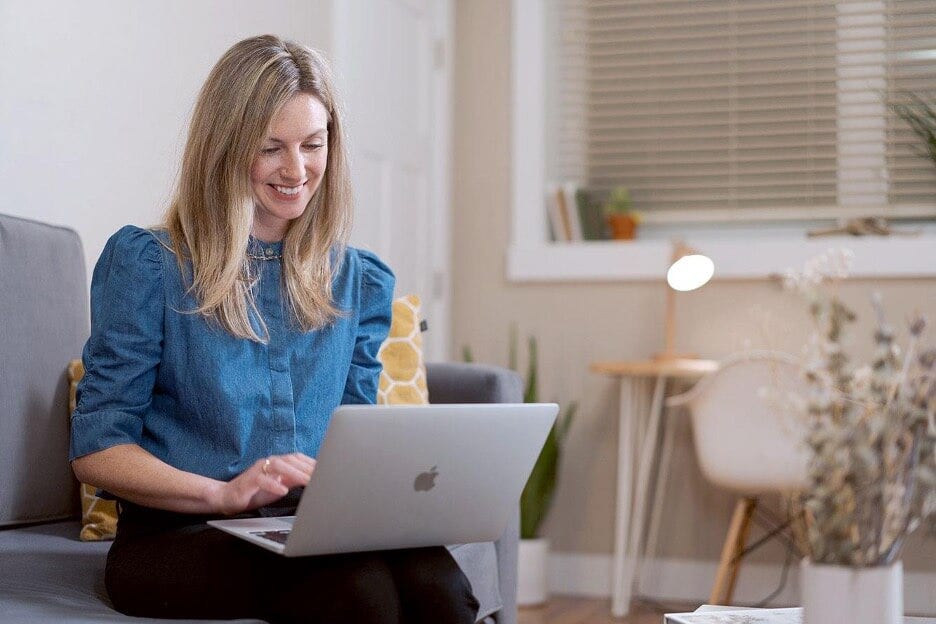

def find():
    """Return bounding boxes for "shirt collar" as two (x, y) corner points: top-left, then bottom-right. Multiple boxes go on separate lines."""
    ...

(247, 236), (283, 260)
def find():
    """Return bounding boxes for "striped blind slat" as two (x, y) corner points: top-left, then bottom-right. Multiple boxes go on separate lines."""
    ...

(887, 0), (936, 205)
(551, 0), (936, 216)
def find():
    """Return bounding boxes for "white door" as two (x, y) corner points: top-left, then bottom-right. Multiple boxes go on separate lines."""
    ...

(332, 0), (452, 362)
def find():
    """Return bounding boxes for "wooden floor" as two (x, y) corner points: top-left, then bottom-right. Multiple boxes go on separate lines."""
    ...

(518, 598), (673, 624)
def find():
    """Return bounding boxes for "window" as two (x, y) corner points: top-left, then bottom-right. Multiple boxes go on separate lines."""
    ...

(547, 0), (936, 221)
(509, 0), (936, 280)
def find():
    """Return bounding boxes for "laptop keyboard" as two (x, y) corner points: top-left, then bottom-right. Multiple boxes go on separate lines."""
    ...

(250, 529), (291, 545)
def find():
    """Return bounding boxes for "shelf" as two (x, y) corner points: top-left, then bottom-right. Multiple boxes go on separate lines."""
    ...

(507, 234), (936, 282)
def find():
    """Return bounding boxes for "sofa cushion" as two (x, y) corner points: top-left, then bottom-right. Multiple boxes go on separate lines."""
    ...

(0, 521), (263, 623)
(0, 521), (498, 623)
(448, 541), (503, 621)
(65, 361), (120, 542)
(377, 294), (430, 405)
(0, 215), (86, 526)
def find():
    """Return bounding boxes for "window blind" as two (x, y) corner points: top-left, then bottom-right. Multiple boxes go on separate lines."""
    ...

(887, 0), (936, 206)
(553, 0), (936, 220)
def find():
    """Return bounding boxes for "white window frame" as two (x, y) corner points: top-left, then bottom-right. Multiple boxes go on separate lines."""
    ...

(508, 0), (936, 282)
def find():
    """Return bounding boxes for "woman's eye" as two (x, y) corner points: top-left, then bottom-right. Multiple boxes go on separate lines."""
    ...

(261, 147), (279, 155)
(303, 144), (324, 151)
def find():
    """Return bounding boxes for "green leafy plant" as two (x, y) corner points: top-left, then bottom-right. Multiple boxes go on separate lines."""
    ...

(601, 186), (641, 222)
(891, 91), (936, 169)
(462, 325), (578, 539)
(518, 336), (577, 539)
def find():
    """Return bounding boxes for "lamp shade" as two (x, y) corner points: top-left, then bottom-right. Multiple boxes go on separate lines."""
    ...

(656, 241), (714, 361)
(666, 253), (714, 292)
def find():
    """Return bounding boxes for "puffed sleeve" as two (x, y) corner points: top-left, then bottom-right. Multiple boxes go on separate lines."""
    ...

(69, 226), (165, 461)
(341, 249), (395, 404)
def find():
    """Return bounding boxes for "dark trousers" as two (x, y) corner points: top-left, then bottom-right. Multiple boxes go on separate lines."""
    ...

(105, 503), (479, 624)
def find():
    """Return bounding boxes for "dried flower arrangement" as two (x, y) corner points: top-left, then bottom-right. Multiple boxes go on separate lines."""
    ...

(782, 249), (936, 567)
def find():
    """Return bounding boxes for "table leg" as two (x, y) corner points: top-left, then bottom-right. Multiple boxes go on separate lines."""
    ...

(621, 375), (667, 608)
(610, 377), (645, 617)
(642, 401), (677, 582)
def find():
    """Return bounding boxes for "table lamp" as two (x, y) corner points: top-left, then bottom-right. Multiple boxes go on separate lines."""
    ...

(654, 240), (714, 361)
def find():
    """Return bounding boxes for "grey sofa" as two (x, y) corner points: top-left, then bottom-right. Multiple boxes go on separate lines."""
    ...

(0, 213), (523, 624)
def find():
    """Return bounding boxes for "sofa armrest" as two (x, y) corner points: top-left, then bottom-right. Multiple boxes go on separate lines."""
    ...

(425, 362), (521, 624)
(493, 506), (519, 624)
(425, 362), (523, 405)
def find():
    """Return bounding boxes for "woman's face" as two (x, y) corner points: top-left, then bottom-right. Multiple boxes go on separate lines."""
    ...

(249, 93), (329, 241)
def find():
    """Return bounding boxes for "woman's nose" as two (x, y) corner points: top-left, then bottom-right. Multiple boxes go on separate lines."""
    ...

(280, 149), (305, 181)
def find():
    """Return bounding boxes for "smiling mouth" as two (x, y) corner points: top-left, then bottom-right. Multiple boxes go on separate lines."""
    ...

(270, 183), (305, 196)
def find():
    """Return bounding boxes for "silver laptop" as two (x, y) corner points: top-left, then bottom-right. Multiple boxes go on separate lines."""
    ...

(208, 403), (558, 556)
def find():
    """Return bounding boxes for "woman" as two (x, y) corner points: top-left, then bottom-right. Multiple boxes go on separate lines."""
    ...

(70, 34), (478, 624)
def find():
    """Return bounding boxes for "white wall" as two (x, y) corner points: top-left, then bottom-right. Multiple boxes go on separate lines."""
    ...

(0, 0), (332, 278)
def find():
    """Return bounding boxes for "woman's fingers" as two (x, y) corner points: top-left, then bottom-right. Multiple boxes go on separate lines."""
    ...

(268, 454), (315, 479)
(266, 459), (308, 487)
(285, 452), (317, 475)
(216, 454), (315, 515)
(255, 471), (290, 496)
(258, 455), (314, 488)
(281, 453), (316, 479)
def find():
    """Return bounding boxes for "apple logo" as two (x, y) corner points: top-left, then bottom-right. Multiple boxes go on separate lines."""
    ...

(413, 466), (439, 492)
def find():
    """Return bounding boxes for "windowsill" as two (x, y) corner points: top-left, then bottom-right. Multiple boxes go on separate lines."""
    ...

(507, 229), (936, 282)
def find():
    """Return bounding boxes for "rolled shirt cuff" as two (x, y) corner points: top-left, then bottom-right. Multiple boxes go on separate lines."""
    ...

(69, 409), (143, 461)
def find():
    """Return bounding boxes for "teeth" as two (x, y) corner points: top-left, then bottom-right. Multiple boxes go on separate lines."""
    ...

(273, 185), (302, 195)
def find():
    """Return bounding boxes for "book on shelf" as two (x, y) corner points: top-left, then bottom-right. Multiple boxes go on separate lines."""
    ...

(545, 184), (566, 242)
(545, 182), (607, 242)
(560, 182), (583, 241)
(546, 183), (576, 242)
(574, 186), (608, 241)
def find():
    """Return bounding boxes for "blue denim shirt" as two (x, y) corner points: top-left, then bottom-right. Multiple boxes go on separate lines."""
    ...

(69, 226), (395, 482)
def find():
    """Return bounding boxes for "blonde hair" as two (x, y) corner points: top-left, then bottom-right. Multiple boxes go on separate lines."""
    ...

(162, 34), (352, 341)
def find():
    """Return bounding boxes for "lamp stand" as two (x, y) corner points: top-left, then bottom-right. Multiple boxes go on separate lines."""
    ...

(653, 271), (698, 362)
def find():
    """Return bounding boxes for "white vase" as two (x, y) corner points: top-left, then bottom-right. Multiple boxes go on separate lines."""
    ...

(517, 538), (549, 607)
(801, 559), (903, 624)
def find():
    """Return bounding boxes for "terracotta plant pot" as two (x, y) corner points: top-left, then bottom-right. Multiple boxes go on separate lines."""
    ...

(606, 214), (637, 240)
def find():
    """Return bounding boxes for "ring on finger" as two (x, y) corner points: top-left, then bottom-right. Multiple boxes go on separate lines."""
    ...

(262, 458), (272, 475)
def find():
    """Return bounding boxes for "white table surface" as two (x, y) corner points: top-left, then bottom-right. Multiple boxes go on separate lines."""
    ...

(664, 605), (936, 623)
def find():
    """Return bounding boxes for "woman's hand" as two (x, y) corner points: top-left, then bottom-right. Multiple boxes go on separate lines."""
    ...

(207, 452), (316, 516)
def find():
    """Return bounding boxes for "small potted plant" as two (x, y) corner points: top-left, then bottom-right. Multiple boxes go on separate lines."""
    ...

(463, 327), (577, 606)
(515, 334), (576, 606)
(603, 186), (641, 240)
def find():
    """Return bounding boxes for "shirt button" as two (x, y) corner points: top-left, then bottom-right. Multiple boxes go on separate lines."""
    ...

(265, 248), (274, 257)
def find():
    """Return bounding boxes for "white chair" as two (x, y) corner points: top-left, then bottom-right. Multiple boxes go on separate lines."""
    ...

(666, 351), (810, 606)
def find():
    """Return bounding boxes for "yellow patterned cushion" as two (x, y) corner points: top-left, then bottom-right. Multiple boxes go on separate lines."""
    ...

(68, 360), (118, 541)
(377, 294), (429, 405)
(78, 482), (118, 541)
(67, 293), (428, 540)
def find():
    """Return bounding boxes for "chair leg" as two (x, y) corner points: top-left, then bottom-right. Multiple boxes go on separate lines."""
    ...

(709, 497), (757, 605)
